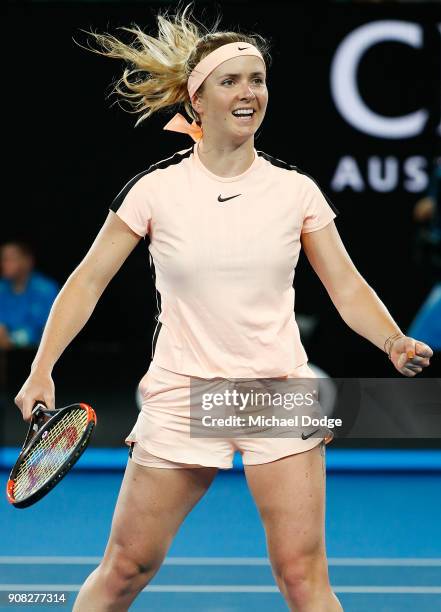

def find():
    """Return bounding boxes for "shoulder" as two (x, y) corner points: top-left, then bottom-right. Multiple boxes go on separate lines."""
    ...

(256, 150), (323, 191)
(257, 150), (318, 186)
(257, 149), (299, 174)
(120, 147), (193, 190)
(146, 146), (193, 174)
(257, 150), (338, 214)
(111, 146), (193, 210)
(256, 150), (316, 187)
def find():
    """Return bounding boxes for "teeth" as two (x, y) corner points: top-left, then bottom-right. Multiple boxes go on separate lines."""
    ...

(233, 109), (254, 116)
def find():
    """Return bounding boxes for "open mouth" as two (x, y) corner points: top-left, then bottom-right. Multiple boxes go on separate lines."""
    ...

(231, 109), (255, 122)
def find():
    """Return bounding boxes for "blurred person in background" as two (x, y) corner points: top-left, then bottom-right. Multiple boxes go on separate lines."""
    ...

(408, 157), (441, 354)
(0, 241), (59, 350)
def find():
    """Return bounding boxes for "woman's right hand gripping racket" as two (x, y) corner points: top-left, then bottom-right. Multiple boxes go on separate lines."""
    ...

(6, 402), (97, 509)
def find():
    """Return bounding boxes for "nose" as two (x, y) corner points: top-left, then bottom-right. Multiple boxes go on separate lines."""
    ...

(239, 83), (256, 99)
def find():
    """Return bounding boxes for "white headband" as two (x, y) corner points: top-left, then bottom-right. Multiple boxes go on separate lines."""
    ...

(187, 42), (265, 98)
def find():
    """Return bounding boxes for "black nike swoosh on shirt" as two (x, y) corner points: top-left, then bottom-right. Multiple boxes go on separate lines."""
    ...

(218, 194), (242, 202)
(238, 46), (249, 51)
(301, 429), (320, 440)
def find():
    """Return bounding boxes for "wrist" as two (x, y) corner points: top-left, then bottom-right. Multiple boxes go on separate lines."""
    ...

(383, 332), (404, 360)
(30, 361), (53, 376)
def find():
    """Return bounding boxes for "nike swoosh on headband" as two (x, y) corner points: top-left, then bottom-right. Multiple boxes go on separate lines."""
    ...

(218, 194), (242, 202)
(238, 46), (249, 50)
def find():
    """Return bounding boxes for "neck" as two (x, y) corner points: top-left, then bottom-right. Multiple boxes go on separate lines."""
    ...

(197, 137), (255, 178)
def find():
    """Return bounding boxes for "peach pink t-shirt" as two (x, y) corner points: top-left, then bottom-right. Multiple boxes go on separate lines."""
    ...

(110, 142), (337, 378)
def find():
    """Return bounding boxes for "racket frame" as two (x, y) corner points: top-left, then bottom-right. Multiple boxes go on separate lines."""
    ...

(7, 403), (96, 509)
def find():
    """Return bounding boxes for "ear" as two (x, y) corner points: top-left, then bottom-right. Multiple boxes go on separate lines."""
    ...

(191, 92), (203, 115)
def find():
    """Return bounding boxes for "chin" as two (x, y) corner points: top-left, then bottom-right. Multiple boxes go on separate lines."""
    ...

(231, 132), (255, 143)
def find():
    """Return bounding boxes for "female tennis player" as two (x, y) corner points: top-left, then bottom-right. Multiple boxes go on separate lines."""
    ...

(14, 5), (432, 611)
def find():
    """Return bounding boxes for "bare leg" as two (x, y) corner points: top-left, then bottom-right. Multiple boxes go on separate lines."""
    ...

(244, 442), (343, 611)
(72, 459), (218, 611)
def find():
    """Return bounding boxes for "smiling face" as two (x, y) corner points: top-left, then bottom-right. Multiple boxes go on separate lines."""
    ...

(191, 55), (268, 144)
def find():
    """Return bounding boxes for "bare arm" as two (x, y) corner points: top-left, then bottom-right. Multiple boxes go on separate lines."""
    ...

(301, 221), (432, 375)
(16, 211), (142, 418)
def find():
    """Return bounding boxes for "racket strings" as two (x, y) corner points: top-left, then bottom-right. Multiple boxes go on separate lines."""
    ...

(13, 409), (88, 501)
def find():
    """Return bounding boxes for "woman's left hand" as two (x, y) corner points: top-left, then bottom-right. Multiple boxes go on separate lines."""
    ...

(389, 336), (433, 376)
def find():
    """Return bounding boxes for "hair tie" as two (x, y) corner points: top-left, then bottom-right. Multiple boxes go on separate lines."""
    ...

(163, 113), (202, 142)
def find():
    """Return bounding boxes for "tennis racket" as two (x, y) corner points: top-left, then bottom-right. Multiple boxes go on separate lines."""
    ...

(6, 402), (97, 509)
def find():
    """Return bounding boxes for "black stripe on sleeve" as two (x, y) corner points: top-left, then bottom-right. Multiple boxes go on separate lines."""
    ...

(257, 150), (339, 216)
(110, 147), (193, 213)
(110, 170), (152, 213)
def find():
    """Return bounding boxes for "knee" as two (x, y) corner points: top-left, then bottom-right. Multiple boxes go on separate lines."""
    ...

(276, 554), (329, 602)
(99, 550), (161, 600)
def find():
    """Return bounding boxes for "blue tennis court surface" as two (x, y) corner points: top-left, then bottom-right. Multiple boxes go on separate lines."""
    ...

(1, 461), (441, 611)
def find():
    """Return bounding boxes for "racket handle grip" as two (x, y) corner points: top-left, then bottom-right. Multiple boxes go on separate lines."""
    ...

(32, 402), (47, 413)
(31, 402), (55, 428)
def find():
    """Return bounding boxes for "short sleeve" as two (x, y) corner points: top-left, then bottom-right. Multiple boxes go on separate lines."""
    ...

(299, 172), (338, 234)
(110, 171), (152, 238)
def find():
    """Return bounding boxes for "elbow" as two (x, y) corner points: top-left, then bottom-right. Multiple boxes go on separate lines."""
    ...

(330, 273), (370, 312)
(66, 267), (105, 301)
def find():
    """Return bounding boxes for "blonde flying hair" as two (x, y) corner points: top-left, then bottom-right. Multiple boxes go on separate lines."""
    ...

(81, 4), (270, 127)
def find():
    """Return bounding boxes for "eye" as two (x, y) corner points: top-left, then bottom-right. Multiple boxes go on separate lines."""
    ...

(253, 78), (264, 84)
(221, 79), (234, 86)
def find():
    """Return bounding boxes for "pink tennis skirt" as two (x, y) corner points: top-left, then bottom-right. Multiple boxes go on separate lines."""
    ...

(125, 362), (332, 470)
